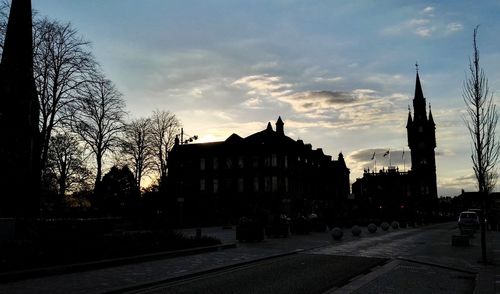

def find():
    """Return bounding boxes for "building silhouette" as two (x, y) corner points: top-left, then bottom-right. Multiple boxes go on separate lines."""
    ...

(352, 71), (438, 220)
(0, 0), (40, 217)
(168, 117), (350, 226)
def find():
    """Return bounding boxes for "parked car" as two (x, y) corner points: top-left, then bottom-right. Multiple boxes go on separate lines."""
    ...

(458, 211), (480, 233)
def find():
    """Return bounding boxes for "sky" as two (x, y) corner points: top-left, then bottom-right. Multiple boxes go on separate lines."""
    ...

(31, 0), (500, 196)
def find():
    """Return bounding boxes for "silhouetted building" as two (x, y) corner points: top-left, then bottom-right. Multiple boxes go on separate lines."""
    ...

(168, 117), (350, 226)
(352, 71), (438, 219)
(406, 71), (438, 212)
(0, 0), (40, 217)
(352, 167), (412, 220)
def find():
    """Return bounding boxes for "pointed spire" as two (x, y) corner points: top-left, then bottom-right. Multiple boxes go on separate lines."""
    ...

(276, 116), (284, 136)
(406, 106), (413, 128)
(266, 122), (273, 131)
(412, 68), (427, 121)
(414, 72), (424, 101)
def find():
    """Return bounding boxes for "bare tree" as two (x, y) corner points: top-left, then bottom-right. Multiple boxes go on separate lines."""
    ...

(72, 75), (126, 190)
(0, 0), (8, 54)
(32, 18), (96, 175)
(463, 26), (500, 263)
(47, 132), (91, 196)
(150, 110), (181, 182)
(121, 117), (154, 189)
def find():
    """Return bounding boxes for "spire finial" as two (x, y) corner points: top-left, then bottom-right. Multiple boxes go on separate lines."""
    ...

(408, 105), (411, 112)
(415, 62), (419, 73)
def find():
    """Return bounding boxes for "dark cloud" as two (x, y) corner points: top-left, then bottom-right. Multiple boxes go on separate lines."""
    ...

(291, 91), (357, 108)
(314, 91), (356, 104)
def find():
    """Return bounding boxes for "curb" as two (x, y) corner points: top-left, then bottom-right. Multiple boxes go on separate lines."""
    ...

(103, 249), (304, 294)
(0, 243), (236, 283)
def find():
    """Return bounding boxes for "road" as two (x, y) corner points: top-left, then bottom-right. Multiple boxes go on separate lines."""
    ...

(120, 223), (481, 294)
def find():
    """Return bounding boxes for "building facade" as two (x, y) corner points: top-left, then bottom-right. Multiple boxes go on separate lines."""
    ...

(0, 0), (40, 218)
(352, 71), (438, 220)
(168, 117), (350, 226)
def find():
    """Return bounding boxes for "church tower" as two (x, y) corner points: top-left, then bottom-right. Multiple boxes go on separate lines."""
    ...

(0, 0), (40, 217)
(406, 70), (438, 212)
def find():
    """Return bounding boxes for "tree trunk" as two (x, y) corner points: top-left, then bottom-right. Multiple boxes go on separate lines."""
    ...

(95, 154), (102, 192)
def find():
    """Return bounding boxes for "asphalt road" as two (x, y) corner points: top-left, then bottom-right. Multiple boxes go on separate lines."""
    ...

(130, 254), (386, 294)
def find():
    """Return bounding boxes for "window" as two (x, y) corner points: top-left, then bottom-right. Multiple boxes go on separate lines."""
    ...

(418, 126), (423, 133)
(271, 154), (278, 167)
(264, 155), (271, 167)
(272, 176), (278, 192)
(226, 158), (233, 169)
(264, 176), (271, 192)
(284, 155), (288, 169)
(285, 177), (289, 193)
(253, 156), (259, 168)
(238, 178), (244, 193)
(200, 158), (205, 170)
(200, 179), (206, 191)
(238, 156), (244, 168)
(213, 179), (219, 193)
(213, 157), (219, 170)
(253, 177), (259, 192)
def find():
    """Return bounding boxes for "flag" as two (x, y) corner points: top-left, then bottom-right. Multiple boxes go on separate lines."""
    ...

(383, 150), (390, 157)
(371, 152), (375, 160)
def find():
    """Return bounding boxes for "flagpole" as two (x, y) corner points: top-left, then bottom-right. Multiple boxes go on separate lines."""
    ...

(389, 149), (392, 167)
(403, 147), (406, 172)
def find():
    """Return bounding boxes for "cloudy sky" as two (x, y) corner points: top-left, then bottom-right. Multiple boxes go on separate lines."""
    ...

(32, 1), (500, 196)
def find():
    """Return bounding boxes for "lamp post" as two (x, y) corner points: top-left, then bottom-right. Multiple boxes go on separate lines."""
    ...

(177, 128), (200, 236)
(180, 128), (198, 145)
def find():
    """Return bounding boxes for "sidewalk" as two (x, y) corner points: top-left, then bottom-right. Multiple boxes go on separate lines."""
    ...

(327, 227), (500, 294)
(0, 227), (337, 294)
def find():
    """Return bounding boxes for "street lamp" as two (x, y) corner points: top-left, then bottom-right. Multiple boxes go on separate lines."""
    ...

(180, 128), (198, 145)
